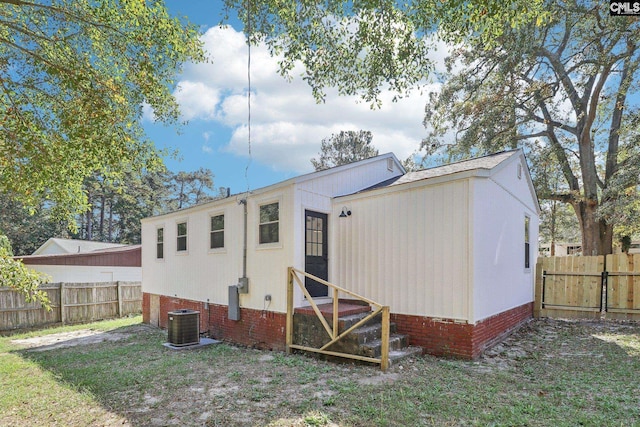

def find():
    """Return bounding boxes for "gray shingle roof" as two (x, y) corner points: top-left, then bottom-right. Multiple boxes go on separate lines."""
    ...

(363, 150), (519, 192)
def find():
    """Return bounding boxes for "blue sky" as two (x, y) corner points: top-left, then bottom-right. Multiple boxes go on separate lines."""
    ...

(145, 0), (442, 194)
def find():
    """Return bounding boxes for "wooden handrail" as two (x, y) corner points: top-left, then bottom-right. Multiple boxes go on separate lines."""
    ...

(286, 267), (389, 371)
(290, 268), (383, 308)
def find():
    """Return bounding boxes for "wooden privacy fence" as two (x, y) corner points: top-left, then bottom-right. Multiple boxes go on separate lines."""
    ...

(535, 254), (640, 321)
(0, 281), (142, 331)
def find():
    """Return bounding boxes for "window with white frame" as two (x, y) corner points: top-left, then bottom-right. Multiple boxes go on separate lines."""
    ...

(156, 227), (164, 259)
(524, 216), (530, 268)
(177, 221), (187, 252)
(210, 214), (224, 249)
(259, 202), (279, 244)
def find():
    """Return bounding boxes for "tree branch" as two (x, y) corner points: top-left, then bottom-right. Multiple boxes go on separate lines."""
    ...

(606, 38), (637, 185)
(537, 46), (582, 116)
(0, 37), (75, 77)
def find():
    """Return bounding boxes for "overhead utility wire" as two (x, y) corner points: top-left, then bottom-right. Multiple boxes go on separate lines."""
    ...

(245, 0), (252, 195)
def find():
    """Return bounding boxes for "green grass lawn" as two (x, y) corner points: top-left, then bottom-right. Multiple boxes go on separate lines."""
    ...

(1, 316), (639, 426)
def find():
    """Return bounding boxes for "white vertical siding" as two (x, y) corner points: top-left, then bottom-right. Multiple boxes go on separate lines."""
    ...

(333, 180), (471, 320)
(244, 188), (295, 312)
(290, 154), (403, 306)
(141, 198), (243, 306)
(141, 185), (295, 313)
(471, 165), (538, 322)
(141, 155), (403, 313)
(296, 154), (402, 198)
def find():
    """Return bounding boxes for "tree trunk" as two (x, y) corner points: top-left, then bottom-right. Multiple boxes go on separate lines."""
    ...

(178, 181), (185, 209)
(599, 218), (614, 256)
(86, 209), (92, 241)
(99, 194), (105, 240)
(550, 200), (557, 256)
(85, 190), (93, 241)
(108, 198), (113, 242)
(578, 200), (613, 255)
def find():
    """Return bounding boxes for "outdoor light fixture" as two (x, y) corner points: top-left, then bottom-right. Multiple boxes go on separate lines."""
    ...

(339, 207), (351, 218)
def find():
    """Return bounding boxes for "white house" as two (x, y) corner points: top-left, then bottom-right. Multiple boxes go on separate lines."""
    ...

(141, 150), (539, 358)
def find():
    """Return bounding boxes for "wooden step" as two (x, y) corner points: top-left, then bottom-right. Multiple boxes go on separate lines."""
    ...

(360, 333), (408, 358)
(336, 312), (384, 332)
(338, 321), (398, 342)
(293, 304), (421, 367)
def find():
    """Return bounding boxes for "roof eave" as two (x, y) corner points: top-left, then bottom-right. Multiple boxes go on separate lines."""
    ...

(336, 168), (491, 201)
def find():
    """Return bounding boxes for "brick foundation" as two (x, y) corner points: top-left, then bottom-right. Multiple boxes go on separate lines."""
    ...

(144, 293), (286, 351)
(143, 293), (531, 358)
(391, 302), (533, 359)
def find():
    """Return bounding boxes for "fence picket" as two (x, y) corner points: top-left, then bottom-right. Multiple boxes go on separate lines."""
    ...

(0, 281), (141, 331)
(536, 255), (640, 321)
(536, 255), (602, 319)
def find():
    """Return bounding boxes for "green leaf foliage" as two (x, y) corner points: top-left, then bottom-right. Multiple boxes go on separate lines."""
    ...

(0, 233), (50, 309)
(75, 166), (219, 242)
(223, 0), (547, 105)
(0, 0), (206, 224)
(0, 194), (71, 256)
(311, 130), (378, 170)
(0, 232), (12, 256)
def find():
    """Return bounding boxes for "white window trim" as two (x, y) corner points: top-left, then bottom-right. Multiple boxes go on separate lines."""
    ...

(524, 214), (531, 272)
(155, 224), (165, 262)
(175, 218), (189, 255)
(257, 197), (283, 249)
(208, 210), (227, 254)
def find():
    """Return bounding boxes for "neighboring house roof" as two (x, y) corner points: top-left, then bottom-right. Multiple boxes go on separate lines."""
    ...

(362, 150), (519, 192)
(18, 245), (141, 267)
(32, 238), (128, 255)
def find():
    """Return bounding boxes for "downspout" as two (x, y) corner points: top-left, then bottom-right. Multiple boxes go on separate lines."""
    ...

(229, 197), (248, 321)
(238, 198), (249, 293)
(243, 197), (248, 279)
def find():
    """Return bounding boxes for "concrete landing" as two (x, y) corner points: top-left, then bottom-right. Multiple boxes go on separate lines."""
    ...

(162, 337), (220, 350)
(295, 302), (371, 318)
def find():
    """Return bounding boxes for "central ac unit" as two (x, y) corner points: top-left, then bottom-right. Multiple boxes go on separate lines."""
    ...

(167, 309), (200, 346)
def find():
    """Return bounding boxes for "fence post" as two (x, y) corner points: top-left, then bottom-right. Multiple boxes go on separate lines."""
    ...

(601, 271), (608, 312)
(534, 261), (543, 318)
(90, 284), (96, 321)
(541, 271), (547, 309)
(59, 282), (65, 324)
(380, 306), (390, 372)
(117, 281), (123, 317)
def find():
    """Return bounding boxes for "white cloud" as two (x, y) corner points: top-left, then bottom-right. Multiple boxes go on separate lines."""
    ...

(174, 26), (448, 173)
(174, 81), (220, 121)
(142, 102), (154, 122)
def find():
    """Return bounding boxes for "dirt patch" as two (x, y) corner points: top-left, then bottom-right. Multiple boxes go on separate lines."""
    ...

(11, 325), (151, 351)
